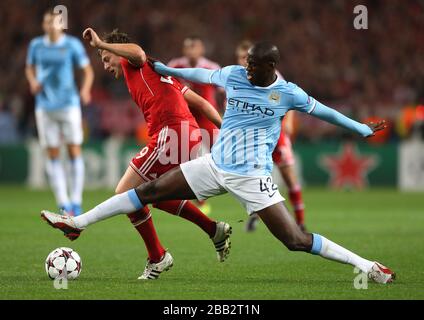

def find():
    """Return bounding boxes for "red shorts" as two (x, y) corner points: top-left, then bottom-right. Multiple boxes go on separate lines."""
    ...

(130, 124), (201, 181)
(272, 132), (295, 167)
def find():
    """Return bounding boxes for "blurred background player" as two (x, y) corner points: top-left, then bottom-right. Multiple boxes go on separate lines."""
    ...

(25, 9), (94, 216)
(236, 40), (306, 231)
(167, 36), (222, 215)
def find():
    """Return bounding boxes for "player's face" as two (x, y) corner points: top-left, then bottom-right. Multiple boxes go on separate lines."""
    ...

(101, 50), (122, 79)
(236, 49), (249, 67)
(246, 53), (275, 86)
(183, 39), (204, 61)
(42, 13), (63, 36)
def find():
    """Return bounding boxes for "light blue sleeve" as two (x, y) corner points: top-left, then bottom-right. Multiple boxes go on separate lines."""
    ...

(71, 38), (90, 68)
(292, 86), (373, 137)
(208, 66), (235, 87)
(154, 62), (234, 87)
(26, 39), (36, 66)
(154, 62), (212, 83)
(291, 86), (317, 113)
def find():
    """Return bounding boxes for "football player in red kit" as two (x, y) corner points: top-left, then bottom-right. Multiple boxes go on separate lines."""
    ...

(42, 28), (232, 280)
(168, 36), (222, 215)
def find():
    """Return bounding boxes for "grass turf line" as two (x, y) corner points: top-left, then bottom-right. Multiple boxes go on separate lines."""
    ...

(0, 186), (423, 299)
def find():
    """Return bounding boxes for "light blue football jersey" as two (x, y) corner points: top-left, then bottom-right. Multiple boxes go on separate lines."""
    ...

(209, 65), (316, 176)
(26, 35), (90, 110)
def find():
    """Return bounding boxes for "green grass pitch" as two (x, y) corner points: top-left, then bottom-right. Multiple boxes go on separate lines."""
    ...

(0, 185), (423, 300)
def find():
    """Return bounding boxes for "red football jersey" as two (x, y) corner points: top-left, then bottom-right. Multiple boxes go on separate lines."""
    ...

(121, 58), (198, 136)
(167, 56), (220, 109)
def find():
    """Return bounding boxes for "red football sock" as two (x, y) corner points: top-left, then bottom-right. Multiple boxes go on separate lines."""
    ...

(153, 200), (216, 237)
(127, 207), (165, 263)
(288, 186), (305, 225)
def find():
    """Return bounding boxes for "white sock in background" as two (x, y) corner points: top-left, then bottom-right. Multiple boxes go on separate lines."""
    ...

(46, 158), (70, 208)
(73, 190), (143, 228)
(311, 233), (375, 273)
(69, 156), (85, 205)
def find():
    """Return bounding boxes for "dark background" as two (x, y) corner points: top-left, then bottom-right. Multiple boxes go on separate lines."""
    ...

(0, 0), (423, 142)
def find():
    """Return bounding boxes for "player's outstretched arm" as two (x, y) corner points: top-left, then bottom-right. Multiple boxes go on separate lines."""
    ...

(154, 62), (214, 84)
(183, 89), (222, 128)
(82, 28), (146, 67)
(293, 87), (386, 138)
(310, 102), (386, 137)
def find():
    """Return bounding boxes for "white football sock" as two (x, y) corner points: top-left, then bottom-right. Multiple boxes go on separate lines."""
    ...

(73, 190), (143, 228)
(69, 156), (84, 205)
(311, 233), (374, 273)
(46, 159), (70, 208)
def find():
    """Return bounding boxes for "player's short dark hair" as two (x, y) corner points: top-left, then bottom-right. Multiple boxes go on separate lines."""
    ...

(102, 29), (131, 44)
(98, 29), (132, 56)
(99, 29), (159, 65)
(250, 41), (280, 65)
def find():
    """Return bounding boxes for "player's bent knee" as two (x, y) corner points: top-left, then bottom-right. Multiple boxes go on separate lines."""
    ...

(67, 145), (82, 159)
(47, 148), (60, 159)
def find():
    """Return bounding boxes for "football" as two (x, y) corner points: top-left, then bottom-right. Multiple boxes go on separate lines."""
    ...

(45, 247), (82, 280)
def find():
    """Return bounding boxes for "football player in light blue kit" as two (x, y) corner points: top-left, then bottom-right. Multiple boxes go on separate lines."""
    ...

(26, 9), (94, 216)
(42, 42), (395, 283)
